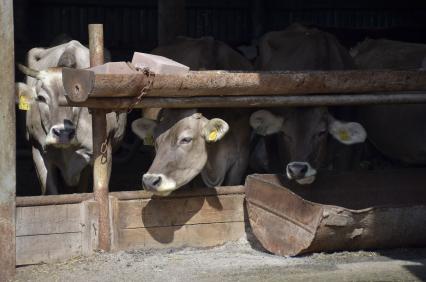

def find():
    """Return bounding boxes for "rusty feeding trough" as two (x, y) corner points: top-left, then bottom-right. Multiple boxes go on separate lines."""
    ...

(245, 170), (426, 256)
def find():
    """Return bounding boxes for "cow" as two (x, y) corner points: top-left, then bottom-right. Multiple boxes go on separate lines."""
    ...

(350, 38), (426, 70)
(352, 39), (426, 165)
(131, 37), (253, 196)
(16, 40), (126, 195)
(249, 24), (367, 185)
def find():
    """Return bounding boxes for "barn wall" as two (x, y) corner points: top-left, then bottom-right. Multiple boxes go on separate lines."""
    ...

(266, 0), (426, 30)
(15, 0), (426, 61)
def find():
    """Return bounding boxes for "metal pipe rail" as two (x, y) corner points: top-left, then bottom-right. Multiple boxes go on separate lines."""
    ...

(60, 92), (426, 108)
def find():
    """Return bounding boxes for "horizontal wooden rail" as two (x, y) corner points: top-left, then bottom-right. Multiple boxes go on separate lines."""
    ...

(15, 186), (245, 207)
(62, 68), (426, 103)
(60, 92), (426, 108)
(110, 185), (245, 200)
(16, 193), (94, 207)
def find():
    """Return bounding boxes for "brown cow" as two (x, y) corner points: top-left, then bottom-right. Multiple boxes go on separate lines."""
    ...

(352, 39), (426, 165)
(250, 24), (366, 184)
(131, 37), (253, 196)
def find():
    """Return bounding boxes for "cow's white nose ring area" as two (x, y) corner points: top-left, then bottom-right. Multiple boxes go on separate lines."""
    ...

(142, 174), (162, 190)
(286, 162), (317, 185)
(142, 173), (177, 196)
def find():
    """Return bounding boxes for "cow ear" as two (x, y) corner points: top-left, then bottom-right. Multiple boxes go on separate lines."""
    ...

(328, 118), (367, 145)
(15, 83), (36, 110)
(250, 110), (284, 136)
(202, 118), (229, 143)
(15, 83), (36, 100)
(131, 118), (157, 143)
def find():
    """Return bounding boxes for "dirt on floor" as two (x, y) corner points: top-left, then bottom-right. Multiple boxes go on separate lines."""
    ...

(15, 237), (426, 282)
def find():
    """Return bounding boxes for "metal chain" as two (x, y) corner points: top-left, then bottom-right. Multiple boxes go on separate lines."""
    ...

(100, 139), (108, 164)
(127, 65), (156, 113)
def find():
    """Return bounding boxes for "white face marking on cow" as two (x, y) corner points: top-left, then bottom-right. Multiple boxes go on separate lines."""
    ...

(286, 162), (317, 185)
(142, 173), (177, 196)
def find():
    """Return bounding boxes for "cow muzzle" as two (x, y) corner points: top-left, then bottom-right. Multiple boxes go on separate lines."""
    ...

(45, 124), (76, 147)
(142, 173), (177, 196)
(286, 162), (317, 185)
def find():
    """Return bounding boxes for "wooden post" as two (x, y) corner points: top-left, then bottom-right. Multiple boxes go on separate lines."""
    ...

(251, 0), (266, 41)
(158, 0), (186, 46)
(0, 0), (16, 280)
(88, 24), (111, 251)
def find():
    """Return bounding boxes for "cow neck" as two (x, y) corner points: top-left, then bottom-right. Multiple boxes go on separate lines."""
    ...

(200, 142), (227, 188)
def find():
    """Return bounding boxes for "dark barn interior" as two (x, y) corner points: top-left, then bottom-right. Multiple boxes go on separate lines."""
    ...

(14, 0), (426, 196)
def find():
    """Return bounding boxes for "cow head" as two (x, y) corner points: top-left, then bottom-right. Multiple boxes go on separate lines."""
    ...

(250, 108), (366, 184)
(16, 64), (81, 149)
(132, 111), (229, 196)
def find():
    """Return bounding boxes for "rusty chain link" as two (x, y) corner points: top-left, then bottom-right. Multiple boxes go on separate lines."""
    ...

(127, 64), (156, 113)
(100, 138), (108, 164)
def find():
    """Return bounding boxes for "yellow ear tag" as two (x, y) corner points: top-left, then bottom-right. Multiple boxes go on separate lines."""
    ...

(208, 130), (218, 142)
(144, 134), (154, 146)
(19, 95), (30, 111)
(338, 130), (350, 141)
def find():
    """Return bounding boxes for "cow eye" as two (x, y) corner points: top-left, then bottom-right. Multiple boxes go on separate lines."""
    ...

(36, 95), (47, 103)
(179, 137), (192, 144)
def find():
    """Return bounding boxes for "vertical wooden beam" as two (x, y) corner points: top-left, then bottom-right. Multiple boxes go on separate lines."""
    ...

(0, 0), (16, 280)
(158, 0), (186, 46)
(88, 24), (111, 251)
(251, 0), (266, 41)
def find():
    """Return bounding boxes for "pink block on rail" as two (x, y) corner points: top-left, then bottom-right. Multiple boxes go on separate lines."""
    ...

(132, 52), (189, 74)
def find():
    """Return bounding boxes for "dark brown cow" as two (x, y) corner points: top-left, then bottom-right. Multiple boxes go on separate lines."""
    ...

(250, 24), (367, 184)
(352, 39), (426, 165)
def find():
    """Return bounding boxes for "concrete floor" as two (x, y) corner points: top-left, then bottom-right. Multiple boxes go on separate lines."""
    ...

(15, 239), (426, 282)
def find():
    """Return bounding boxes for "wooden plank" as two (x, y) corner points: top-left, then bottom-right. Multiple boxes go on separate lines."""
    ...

(16, 204), (82, 236)
(109, 196), (120, 251)
(81, 200), (99, 255)
(118, 222), (246, 250)
(16, 193), (93, 207)
(118, 194), (245, 228)
(16, 233), (82, 266)
(110, 185), (245, 200)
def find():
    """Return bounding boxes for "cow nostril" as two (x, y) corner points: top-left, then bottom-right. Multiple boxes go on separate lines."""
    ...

(52, 128), (61, 136)
(68, 128), (76, 139)
(287, 163), (310, 179)
(152, 176), (162, 187)
(143, 175), (162, 189)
